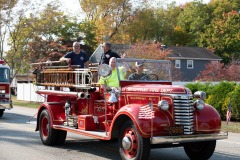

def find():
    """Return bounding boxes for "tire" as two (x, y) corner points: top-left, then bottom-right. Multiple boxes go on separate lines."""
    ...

(0, 109), (4, 117)
(119, 120), (150, 160)
(39, 109), (58, 146)
(184, 140), (216, 160)
(55, 130), (67, 145)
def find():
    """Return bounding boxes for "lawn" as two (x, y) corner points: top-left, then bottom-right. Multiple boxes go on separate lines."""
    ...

(11, 96), (41, 108)
(11, 96), (240, 133)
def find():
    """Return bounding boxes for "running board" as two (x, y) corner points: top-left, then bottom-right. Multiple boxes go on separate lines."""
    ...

(53, 125), (110, 140)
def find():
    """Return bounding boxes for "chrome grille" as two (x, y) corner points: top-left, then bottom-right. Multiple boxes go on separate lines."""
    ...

(173, 94), (194, 135)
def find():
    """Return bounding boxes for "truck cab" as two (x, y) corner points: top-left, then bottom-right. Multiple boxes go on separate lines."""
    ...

(0, 59), (12, 117)
(34, 58), (227, 160)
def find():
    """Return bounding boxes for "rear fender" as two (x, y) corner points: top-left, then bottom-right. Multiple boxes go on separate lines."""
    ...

(35, 102), (65, 131)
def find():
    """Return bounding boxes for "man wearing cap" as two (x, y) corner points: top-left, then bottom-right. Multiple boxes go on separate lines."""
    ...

(128, 62), (148, 80)
(99, 42), (121, 65)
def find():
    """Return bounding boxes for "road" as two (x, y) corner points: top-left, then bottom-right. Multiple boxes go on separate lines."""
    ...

(0, 106), (240, 160)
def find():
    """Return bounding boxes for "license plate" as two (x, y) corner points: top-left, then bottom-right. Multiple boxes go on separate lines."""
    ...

(169, 125), (184, 135)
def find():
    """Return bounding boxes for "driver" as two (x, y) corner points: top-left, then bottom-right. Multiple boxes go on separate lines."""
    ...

(128, 62), (148, 80)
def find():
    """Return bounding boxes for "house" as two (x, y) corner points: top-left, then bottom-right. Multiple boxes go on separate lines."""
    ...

(90, 44), (221, 81)
(167, 46), (222, 81)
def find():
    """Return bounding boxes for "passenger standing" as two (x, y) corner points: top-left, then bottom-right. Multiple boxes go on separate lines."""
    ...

(99, 42), (120, 65)
(60, 41), (89, 68)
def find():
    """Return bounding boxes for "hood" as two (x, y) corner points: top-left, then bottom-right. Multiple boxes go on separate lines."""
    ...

(122, 84), (191, 95)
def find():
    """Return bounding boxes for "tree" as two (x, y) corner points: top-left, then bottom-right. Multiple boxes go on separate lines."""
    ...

(5, 2), (74, 78)
(79, 0), (144, 43)
(0, 0), (18, 59)
(196, 61), (240, 81)
(199, 10), (240, 64)
(176, 1), (210, 46)
(124, 41), (170, 60)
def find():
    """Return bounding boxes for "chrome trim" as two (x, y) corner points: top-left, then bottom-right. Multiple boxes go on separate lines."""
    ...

(151, 132), (228, 144)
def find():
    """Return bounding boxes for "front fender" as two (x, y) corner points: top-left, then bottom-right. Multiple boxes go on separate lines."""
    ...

(35, 102), (65, 131)
(195, 103), (221, 133)
(112, 104), (170, 138)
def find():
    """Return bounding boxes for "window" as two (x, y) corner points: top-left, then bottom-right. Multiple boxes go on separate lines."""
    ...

(187, 60), (193, 69)
(175, 60), (180, 68)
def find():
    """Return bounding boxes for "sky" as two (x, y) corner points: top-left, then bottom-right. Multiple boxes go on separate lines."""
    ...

(60, 0), (211, 16)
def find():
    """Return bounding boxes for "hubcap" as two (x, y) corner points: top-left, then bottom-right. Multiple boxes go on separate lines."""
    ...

(122, 136), (131, 150)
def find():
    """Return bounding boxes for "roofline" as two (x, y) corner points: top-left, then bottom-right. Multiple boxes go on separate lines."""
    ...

(167, 57), (222, 61)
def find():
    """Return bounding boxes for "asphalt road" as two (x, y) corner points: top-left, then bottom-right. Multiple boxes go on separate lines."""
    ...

(0, 106), (240, 160)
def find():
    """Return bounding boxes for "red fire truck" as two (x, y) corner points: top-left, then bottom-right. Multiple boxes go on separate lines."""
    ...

(34, 58), (227, 160)
(0, 59), (12, 117)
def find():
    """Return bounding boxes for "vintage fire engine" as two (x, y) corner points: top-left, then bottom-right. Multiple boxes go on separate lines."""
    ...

(34, 58), (227, 160)
(0, 59), (12, 117)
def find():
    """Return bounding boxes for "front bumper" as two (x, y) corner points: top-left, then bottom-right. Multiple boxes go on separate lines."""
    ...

(0, 101), (13, 110)
(151, 132), (228, 144)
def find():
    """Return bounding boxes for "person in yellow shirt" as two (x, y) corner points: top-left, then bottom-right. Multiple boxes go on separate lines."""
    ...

(98, 57), (125, 89)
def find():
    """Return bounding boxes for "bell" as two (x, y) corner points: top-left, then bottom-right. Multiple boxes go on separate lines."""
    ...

(108, 91), (118, 103)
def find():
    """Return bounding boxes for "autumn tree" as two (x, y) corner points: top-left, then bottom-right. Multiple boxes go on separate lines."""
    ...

(124, 41), (170, 59)
(196, 61), (240, 81)
(199, 10), (240, 64)
(79, 0), (144, 43)
(5, 2), (76, 78)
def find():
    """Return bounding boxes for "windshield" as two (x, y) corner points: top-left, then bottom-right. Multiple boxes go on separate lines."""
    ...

(116, 58), (172, 82)
(0, 68), (10, 82)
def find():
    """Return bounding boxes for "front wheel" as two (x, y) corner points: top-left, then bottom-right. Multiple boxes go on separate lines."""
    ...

(184, 140), (216, 160)
(119, 120), (150, 160)
(39, 109), (67, 146)
(0, 109), (5, 117)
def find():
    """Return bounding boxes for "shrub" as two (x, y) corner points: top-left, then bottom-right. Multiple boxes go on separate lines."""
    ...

(204, 81), (236, 117)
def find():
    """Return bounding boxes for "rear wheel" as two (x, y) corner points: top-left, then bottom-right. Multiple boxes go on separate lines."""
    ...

(184, 140), (216, 160)
(39, 109), (66, 145)
(0, 109), (5, 117)
(119, 120), (150, 160)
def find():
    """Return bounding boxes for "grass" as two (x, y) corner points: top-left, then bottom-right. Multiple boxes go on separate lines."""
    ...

(221, 121), (240, 133)
(11, 96), (240, 133)
(11, 96), (41, 108)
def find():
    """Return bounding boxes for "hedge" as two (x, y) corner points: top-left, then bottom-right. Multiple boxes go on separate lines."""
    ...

(185, 81), (239, 121)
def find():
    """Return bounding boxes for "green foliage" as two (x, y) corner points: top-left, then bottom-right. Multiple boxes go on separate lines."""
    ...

(227, 85), (240, 121)
(185, 82), (214, 96)
(206, 81), (236, 117)
(187, 81), (237, 119)
(176, 1), (210, 46)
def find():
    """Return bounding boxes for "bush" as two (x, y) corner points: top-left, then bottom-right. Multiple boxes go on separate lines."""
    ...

(186, 81), (238, 120)
(185, 82), (214, 98)
(205, 81), (236, 117)
(227, 85), (240, 121)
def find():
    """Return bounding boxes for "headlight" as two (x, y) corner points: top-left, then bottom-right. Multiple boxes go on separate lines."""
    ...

(0, 90), (5, 94)
(194, 91), (206, 100)
(195, 99), (205, 110)
(158, 100), (169, 111)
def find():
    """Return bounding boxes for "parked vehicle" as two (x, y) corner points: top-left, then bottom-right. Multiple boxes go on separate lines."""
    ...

(34, 58), (227, 160)
(0, 59), (12, 117)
